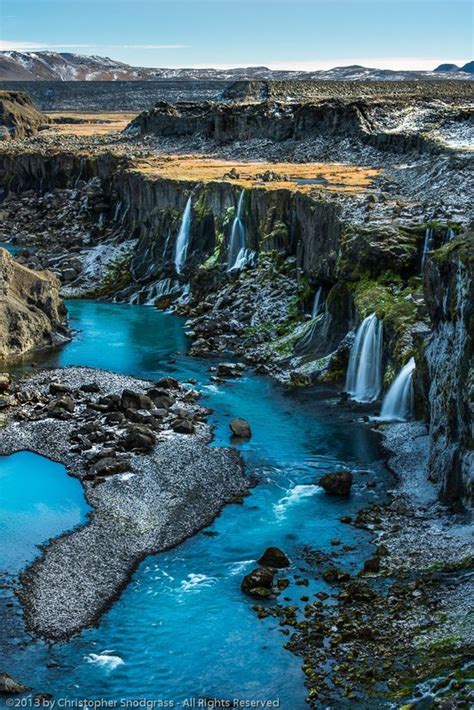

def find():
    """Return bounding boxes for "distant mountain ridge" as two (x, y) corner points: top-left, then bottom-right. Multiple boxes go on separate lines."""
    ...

(0, 51), (473, 82)
(434, 61), (474, 73)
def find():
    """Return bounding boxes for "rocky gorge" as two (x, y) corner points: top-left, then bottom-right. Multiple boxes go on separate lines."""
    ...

(0, 84), (472, 707)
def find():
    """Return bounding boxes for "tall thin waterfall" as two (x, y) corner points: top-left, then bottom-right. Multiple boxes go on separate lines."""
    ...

(227, 190), (246, 272)
(345, 313), (383, 403)
(312, 287), (323, 318)
(420, 227), (433, 272)
(445, 227), (455, 242)
(379, 357), (416, 421)
(174, 197), (192, 275)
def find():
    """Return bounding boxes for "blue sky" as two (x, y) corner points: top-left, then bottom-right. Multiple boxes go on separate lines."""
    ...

(1, 0), (472, 70)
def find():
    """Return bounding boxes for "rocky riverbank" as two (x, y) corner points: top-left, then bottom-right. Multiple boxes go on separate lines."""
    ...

(245, 420), (473, 706)
(0, 366), (247, 640)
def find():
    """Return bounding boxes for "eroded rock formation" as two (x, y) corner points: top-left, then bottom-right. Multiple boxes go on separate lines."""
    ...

(0, 248), (67, 360)
(0, 90), (47, 140)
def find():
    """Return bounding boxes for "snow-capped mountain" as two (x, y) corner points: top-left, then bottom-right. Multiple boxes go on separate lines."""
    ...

(0, 51), (473, 82)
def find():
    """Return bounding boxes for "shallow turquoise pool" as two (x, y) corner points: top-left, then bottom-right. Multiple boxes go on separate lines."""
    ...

(0, 301), (390, 708)
(0, 451), (89, 573)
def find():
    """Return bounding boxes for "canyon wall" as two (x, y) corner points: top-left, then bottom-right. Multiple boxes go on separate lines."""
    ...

(423, 237), (473, 506)
(1, 147), (472, 506)
(0, 248), (67, 360)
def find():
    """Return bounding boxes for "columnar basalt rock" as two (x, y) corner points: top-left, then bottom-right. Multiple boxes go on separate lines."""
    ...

(423, 236), (474, 507)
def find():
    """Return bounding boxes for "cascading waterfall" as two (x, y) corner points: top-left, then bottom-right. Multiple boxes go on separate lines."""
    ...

(227, 190), (247, 272)
(174, 197), (192, 275)
(345, 313), (383, 403)
(74, 157), (84, 189)
(445, 227), (455, 242)
(120, 204), (130, 225)
(378, 357), (416, 421)
(312, 287), (324, 318)
(113, 201), (122, 222)
(420, 227), (433, 272)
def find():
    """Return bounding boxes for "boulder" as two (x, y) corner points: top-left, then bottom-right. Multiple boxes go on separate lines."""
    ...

(155, 377), (180, 390)
(362, 557), (381, 574)
(258, 547), (291, 568)
(121, 389), (153, 411)
(49, 381), (72, 396)
(241, 567), (275, 598)
(230, 417), (252, 438)
(122, 425), (156, 452)
(217, 362), (245, 378)
(80, 382), (100, 393)
(87, 457), (130, 478)
(172, 419), (195, 434)
(0, 373), (11, 392)
(319, 471), (353, 496)
(0, 672), (30, 694)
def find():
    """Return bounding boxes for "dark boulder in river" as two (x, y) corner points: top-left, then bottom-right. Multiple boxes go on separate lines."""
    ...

(319, 471), (353, 496)
(241, 567), (275, 598)
(258, 547), (291, 568)
(230, 417), (252, 438)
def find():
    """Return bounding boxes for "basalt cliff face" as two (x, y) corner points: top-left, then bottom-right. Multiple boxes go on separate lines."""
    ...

(0, 248), (67, 360)
(126, 94), (473, 157)
(423, 238), (474, 506)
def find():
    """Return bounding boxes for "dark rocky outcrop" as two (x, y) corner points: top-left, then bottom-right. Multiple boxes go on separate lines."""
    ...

(126, 97), (469, 156)
(423, 236), (474, 506)
(241, 567), (275, 598)
(0, 248), (67, 360)
(319, 471), (353, 496)
(258, 547), (291, 568)
(0, 672), (30, 694)
(0, 90), (47, 140)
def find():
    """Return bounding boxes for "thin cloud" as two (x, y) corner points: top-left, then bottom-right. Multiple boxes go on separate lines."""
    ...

(0, 40), (188, 52)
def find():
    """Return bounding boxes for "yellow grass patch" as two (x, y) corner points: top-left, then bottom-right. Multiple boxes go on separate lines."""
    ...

(132, 155), (379, 193)
(46, 113), (136, 136)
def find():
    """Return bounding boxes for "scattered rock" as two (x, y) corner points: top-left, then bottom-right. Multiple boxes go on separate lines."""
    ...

(230, 417), (252, 438)
(172, 419), (195, 434)
(258, 546), (291, 568)
(319, 471), (353, 496)
(121, 389), (153, 411)
(217, 362), (245, 378)
(0, 672), (30, 694)
(241, 567), (275, 597)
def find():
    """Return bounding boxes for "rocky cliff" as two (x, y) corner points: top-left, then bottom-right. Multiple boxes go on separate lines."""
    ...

(423, 237), (474, 506)
(0, 248), (68, 360)
(126, 97), (472, 157)
(0, 90), (47, 140)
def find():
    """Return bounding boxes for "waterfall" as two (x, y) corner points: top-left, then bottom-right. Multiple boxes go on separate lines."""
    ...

(113, 201), (122, 222)
(345, 313), (383, 403)
(120, 204), (130, 225)
(312, 287), (323, 318)
(378, 357), (416, 422)
(227, 190), (247, 272)
(98, 213), (106, 228)
(445, 227), (455, 242)
(420, 227), (433, 272)
(174, 197), (192, 275)
(74, 157), (84, 189)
